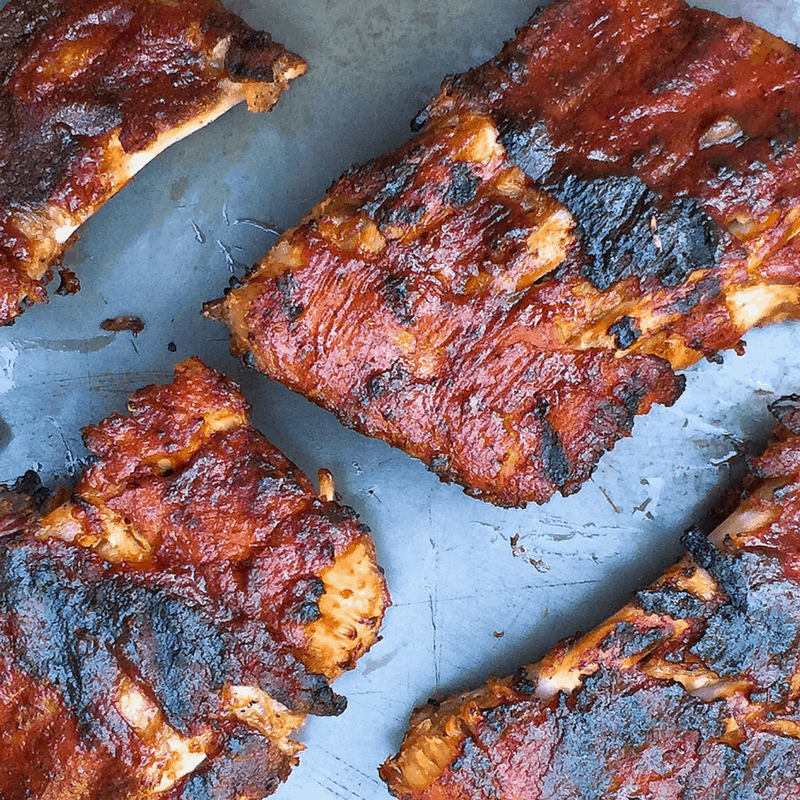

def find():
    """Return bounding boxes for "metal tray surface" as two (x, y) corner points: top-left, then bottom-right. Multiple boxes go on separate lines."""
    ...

(1, 1), (799, 797)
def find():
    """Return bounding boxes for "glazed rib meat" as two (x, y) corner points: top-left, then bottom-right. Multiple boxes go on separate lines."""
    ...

(0, 358), (389, 798)
(0, 0), (306, 324)
(381, 394), (800, 799)
(210, 0), (800, 507)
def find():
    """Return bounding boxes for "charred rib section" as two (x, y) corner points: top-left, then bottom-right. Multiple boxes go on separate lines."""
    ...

(381, 397), (800, 798)
(553, 175), (720, 291)
(0, 358), (389, 799)
(213, 0), (800, 506)
(0, 0), (307, 324)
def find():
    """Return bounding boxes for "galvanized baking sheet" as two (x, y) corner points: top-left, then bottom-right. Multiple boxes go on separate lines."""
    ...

(1, 0), (800, 797)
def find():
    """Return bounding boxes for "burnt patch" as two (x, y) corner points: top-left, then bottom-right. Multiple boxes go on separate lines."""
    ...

(53, 101), (123, 139)
(0, 534), (346, 744)
(497, 111), (722, 292)
(597, 621), (668, 660)
(681, 526), (745, 607)
(769, 394), (800, 435)
(361, 159), (420, 222)
(179, 728), (290, 800)
(0, 471), (49, 537)
(0, 115), (81, 206)
(224, 29), (276, 83)
(376, 202), (425, 230)
(607, 316), (641, 350)
(381, 274), (415, 325)
(543, 676), (701, 798)
(291, 577), (325, 624)
(681, 528), (800, 699)
(553, 175), (720, 291)
(498, 115), (558, 183)
(664, 273), (722, 315)
(613, 375), (649, 418)
(0, 537), (227, 738)
(534, 398), (571, 490)
(634, 582), (710, 621)
(510, 666), (538, 696)
(275, 272), (304, 321)
(444, 162), (480, 207)
(365, 362), (409, 402)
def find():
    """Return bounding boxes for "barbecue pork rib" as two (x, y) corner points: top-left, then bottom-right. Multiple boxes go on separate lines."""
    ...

(380, 395), (800, 799)
(0, 0), (306, 325)
(209, 0), (800, 507)
(0, 358), (389, 799)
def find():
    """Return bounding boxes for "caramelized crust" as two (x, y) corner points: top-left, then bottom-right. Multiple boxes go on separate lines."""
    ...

(212, 0), (800, 506)
(0, 0), (306, 324)
(0, 358), (389, 798)
(381, 397), (800, 799)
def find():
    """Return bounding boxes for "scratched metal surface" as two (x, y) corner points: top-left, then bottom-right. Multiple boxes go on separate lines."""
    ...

(1, 0), (800, 798)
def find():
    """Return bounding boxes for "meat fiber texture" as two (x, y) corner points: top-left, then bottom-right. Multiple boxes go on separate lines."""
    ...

(211, 0), (800, 507)
(380, 393), (800, 799)
(0, 358), (389, 799)
(0, 0), (306, 324)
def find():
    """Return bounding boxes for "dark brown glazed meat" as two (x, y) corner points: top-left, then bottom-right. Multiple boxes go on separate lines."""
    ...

(0, 358), (389, 798)
(211, 0), (800, 506)
(0, 0), (306, 325)
(380, 396), (800, 799)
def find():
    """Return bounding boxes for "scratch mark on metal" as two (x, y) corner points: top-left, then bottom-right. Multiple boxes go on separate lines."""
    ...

(709, 450), (740, 466)
(216, 239), (248, 274)
(598, 485), (621, 513)
(472, 520), (501, 532)
(633, 496), (652, 514)
(0, 344), (18, 393)
(232, 217), (283, 237)
(676, 411), (742, 442)
(429, 590), (440, 693)
(317, 747), (384, 786)
(190, 220), (206, 243)
(391, 595), (476, 608)
(315, 780), (348, 800)
(45, 417), (81, 478)
(17, 336), (114, 355)
(320, 773), (370, 800)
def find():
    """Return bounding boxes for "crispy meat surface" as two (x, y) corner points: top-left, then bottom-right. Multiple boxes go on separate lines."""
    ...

(0, 0), (306, 325)
(211, 0), (800, 506)
(380, 397), (800, 799)
(0, 358), (389, 799)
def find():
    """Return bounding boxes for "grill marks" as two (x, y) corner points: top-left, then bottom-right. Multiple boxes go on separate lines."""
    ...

(381, 400), (800, 798)
(216, 0), (800, 506)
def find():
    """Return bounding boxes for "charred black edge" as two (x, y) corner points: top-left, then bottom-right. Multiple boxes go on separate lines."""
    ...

(534, 398), (572, 491)
(497, 113), (724, 292)
(607, 316), (642, 350)
(0, 471), (50, 537)
(681, 524), (746, 607)
(769, 394), (800, 435)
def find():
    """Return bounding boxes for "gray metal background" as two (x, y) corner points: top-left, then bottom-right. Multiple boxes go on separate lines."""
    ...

(1, 1), (799, 797)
